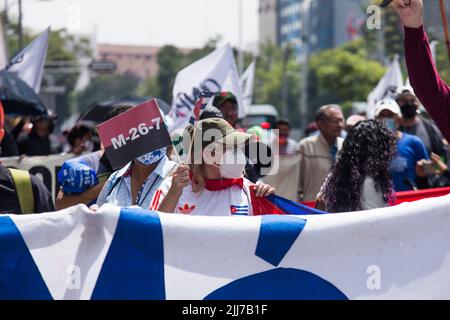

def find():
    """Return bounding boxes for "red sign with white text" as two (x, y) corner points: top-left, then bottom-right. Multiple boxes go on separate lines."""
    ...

(97, 99), (172, 170)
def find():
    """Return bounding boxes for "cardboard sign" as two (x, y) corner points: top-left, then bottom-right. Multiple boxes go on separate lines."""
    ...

(97, 99), (172, 170)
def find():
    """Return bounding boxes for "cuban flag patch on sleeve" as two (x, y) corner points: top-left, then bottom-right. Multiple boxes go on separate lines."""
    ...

(230, 205), (249, 216)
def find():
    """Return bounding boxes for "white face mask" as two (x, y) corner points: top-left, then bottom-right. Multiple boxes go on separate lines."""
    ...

(136, 147), (166, 166)
(83, 140), (94, 152)
(219, 148), (247, 179)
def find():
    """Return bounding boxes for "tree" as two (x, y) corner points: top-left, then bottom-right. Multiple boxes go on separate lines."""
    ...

(361, 3), (404, 63)
(137, 76), (161, 98)
(253, 43), (301, 126)
(76, 74), (140, 113)
(152, 38), (219, 103)
(156, 45), (184, 103)
(309, 46), (386, 116)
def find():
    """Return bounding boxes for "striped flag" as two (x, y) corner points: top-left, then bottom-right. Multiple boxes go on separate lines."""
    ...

(189, 92), (215, 125)
(230, 205), (249, 215)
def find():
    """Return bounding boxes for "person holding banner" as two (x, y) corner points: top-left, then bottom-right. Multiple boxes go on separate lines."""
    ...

(151, 118), (275, 216)
(391, 0), (450, 141)
(317, 120), (397, 213)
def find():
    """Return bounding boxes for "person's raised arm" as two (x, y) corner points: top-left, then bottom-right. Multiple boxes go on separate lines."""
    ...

(392, 0), (450, 140)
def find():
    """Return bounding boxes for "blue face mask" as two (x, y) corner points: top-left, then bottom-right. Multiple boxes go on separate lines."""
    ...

(136, 147), (167, 166)
(383, 118), (397, 132)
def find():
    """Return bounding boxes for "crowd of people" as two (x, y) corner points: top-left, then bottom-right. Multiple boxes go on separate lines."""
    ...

(0, 0), (448, 216)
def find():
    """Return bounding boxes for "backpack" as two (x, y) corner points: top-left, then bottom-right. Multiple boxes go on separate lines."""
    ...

(9, 168), (34, 214)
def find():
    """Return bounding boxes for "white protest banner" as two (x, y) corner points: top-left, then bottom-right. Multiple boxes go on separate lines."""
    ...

(367, 55), (403, 119)
(2, 194), (450, 299)
(5, 27), (50, 94)
(170, 44), (244, 133)
(0, 153), (77, 200)
(240, 60), (256, 110)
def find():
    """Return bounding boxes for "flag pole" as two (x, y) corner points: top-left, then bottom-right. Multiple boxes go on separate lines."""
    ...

(439, 0), (450, 63)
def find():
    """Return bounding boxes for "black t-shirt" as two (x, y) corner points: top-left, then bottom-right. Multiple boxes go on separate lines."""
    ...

(0, 165), (55, 214)
(18, 133), (53, 156)
(0, 131), (19, 157)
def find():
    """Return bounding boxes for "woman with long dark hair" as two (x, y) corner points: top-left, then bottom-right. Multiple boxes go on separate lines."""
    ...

(318, 119), (397, 213)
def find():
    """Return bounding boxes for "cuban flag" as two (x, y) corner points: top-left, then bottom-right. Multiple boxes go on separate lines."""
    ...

(2, 194), (450, 300)
(230, 205), (249, 216)
(189, 92), (215, 125)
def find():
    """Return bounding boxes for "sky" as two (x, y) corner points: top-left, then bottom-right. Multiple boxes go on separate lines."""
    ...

(13, 0), (259, 50)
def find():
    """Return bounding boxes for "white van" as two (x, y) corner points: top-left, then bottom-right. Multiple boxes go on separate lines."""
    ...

(242, 104), (279, 129)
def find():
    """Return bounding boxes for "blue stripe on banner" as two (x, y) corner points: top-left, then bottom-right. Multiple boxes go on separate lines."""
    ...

(255, 215), (307, 267)
(91, 209), (165, 300)
(267, 194), (327, 215)
(0, 216), (52, 300)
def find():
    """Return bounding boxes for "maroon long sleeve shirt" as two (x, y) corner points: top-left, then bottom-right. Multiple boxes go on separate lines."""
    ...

(404, 25), (450, 141)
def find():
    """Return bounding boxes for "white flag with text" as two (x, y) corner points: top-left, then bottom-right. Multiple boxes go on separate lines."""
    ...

(169, 43), (244, 132)
(5, 27), (50, 93)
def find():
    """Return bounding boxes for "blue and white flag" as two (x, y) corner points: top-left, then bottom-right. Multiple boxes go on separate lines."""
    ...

(5, 27), (50, 94)
(1, 194), (450, 300)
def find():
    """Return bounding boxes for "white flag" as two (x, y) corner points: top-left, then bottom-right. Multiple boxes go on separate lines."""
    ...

(240, 60), (256, 111)
(5, 27), (50, 94)
(169, 43), (244, 133)
(366, 55), (403, 119)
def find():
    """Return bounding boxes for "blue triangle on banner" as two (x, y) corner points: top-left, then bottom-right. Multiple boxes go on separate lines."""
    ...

(255, 215), (307, 267)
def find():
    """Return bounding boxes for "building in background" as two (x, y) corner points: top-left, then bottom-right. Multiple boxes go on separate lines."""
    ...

(259, 0), (368, 58)
(97, 44), (191, 81)
(259, 0), (278, 45)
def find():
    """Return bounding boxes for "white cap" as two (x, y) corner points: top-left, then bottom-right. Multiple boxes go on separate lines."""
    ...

(396, 85), (415, 97)
(374, 99), (401, 117)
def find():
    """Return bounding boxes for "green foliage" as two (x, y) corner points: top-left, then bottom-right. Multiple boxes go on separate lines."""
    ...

(430, 37), (450, 85)
(156, 45), (185, 102)
(137, 76), (161, 98)
(308, 45), (386, 118)
(361, 3), (404, 62)
(76, 74), (140, 113)
(152, 38), (219, 103)
(253, 43), (300, 125)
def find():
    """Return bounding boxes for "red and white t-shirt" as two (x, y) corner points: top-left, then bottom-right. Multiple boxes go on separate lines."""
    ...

(150, 177), (255, 216)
